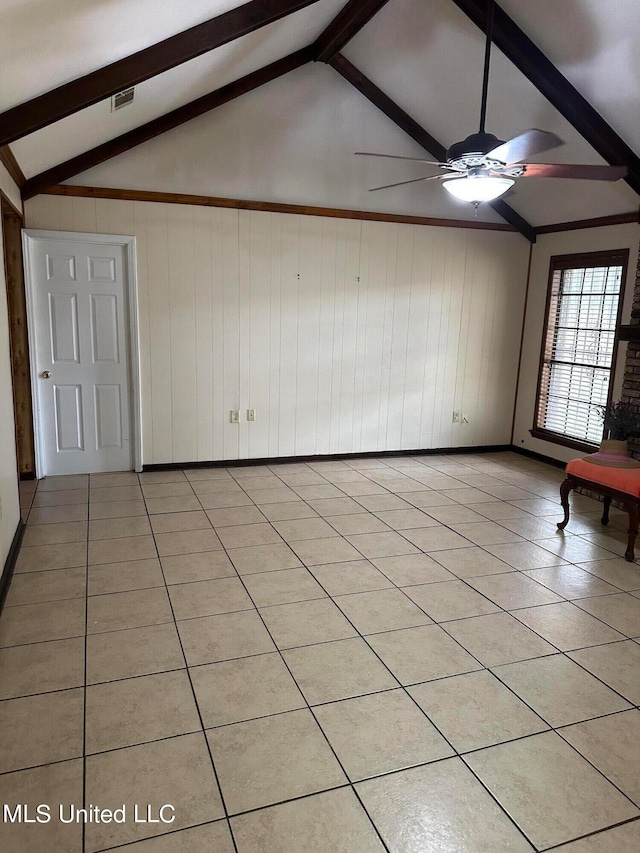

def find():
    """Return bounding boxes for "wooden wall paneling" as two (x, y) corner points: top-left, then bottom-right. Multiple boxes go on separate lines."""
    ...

(434, 230), (463, 448)
(266, 212), (283, 459)
(401, 225), (430, 450)
(237, 210), (251, 460)
(316, 218), (338, 456)
(376, 223), (399, 451)
(350, 221), (369, 452)
(421, 227), (446, 449)
(357, 220), (386, 451)
(192, 205), (214, 461)
(385, 224), (414, 450)
(336, 220), (362, 453)
(210, 209), (228, 461)
(131, 203), (154, 462)
(144, 204), (173, 462)
(278, 214), (301, 456)
(327, 219), (349, 453)
(295, 215), (323, 455)
(220, 209), (240, 460)
(22, 195), (62, 230)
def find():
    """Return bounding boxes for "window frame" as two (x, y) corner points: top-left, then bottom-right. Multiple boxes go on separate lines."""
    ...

(531, 248), (630, 453)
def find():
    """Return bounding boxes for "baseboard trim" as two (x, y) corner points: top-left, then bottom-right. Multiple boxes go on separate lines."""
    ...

(0, 520), (25, 613)
(511, 446), (567, 470)
(142, 444), (513, 471)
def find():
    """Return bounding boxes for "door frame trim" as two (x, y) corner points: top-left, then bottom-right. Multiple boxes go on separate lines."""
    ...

(22, 229), (142, 476)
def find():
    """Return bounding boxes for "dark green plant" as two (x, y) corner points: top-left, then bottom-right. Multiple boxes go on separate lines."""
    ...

(599, 400), (640, 440)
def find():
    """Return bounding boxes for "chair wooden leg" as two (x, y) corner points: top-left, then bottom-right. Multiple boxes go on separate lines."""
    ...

(558, 478), (573, 530)
(601, 496), (611, 526)
(625, 504), (639, 562)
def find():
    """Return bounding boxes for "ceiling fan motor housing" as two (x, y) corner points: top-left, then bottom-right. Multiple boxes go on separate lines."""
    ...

(446, 132), (505, 170)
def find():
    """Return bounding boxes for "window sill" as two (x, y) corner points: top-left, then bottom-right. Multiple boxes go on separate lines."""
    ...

(529, 428), (599, 455)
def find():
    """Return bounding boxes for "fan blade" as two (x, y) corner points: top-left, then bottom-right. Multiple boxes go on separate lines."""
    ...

(356, 151), (446, 166)
(487, 129), (563, 165)
(520, 163), (628, 181)
(368, 174), (449, 192)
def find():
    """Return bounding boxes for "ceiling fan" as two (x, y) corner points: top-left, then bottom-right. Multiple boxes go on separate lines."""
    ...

(355, 0), (627, 206)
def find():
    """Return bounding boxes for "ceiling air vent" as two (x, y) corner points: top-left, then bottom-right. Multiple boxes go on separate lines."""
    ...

(111, 88), (135, 112)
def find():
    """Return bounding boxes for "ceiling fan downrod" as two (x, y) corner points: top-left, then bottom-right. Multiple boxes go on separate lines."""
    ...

(478, 0), (496, 134)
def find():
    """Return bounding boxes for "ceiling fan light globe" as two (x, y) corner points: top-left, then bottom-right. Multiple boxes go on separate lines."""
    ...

(443, 175), (515, 203)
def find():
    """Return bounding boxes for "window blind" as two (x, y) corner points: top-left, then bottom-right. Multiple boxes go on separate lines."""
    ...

(536, 256), (624, 445)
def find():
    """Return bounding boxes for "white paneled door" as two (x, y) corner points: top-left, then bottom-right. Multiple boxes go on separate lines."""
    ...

(24, 231), (140, 476)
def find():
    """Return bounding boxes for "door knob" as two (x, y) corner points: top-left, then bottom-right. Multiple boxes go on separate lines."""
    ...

(40, 371), (52, 379)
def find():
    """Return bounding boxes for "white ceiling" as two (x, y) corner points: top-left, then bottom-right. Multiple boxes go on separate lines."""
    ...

(6, 0), (640, 228)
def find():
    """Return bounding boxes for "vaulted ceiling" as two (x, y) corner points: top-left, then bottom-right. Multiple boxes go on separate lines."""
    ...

(2, 0), (639, 235)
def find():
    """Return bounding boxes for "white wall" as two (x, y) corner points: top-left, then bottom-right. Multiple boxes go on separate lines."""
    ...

(513, 222), (640, 463)
(0, 164), (22, 568)
(25, 194), (530, 464)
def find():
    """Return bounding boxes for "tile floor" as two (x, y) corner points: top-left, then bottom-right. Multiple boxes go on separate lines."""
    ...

(1, 451), (640, 852)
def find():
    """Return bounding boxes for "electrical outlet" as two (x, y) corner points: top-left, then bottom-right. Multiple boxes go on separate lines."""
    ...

(452, 412), (460, 423)
(462, 413), (469, 424)
(229, 410), (239, 423)
(247, 409), (256, 422)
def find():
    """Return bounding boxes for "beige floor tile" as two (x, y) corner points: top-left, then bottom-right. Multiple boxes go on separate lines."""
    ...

(523, 565), (621, 600)
(160, 551), (237, 584)
(15, 542), (86, 573)
(430, 546), (515, 579)
(568, 641), (640, 704)
(231, 787), (385, 853)
(248, 487), (299, 504)
(580, 531), (629, 558)
(345, 531), (420, 559)
(499, 516), (572, 540)
(484, 541), (568, 570)
(404, 580), (500, 622)
(449, 521), (526, 546)
(512, 602), (625, 650)
(405, 491), (458, 508)
(191, 652), (305, 727)
(178, 610), (276, 666)
(283, 637), (398, 704)
(206, 506), (266, 527)
(366, 624), (482, 684)
(216, 523), (281, 550)
(85, 670), (201, 753)
(354, 494), (414, 512)
(154, 528), (222, 557)
(0, 637), (84, 700)
(422, 505), (489, 525)
(325, 513), (390, 535)
(228, 543), (302, 574)
(150, 510), (212, 533)
(260, 597), (357, 649)
(0, 689), (83, 772)
(89, 499), (147, 520)
(372, 553), (456, 586)
(185, 468), (232, 481)
(308, 496), (371, 516)
(552, 821), (640, 852)
(401, 526), (474, 552)
(39, 474), (89, 491)
(28, 504), (88, 524)
(533, 536), (616, 563)
(146, 495), (203, 514)
(90, 485), (143, 503)
(242, 567), (326, 606)
(372, 508), (442, 530)
(473, 501), (530, 520)
(0, 759), (83, 853)
(208, 708), (346, 814)
(509, 497), (561, 516)
(5, 567), (86, 606)
(272, 517), (339, 542)
(465, 731), (639, 850)
(88, 515), (151, 540)
(575, 593), (640, 637)
(468, 572), (564, 609)
(334, 588), (432, 634)
(88, 535), (157, 565)
(233, 474), (284, 490)
(356, 758), (534, 853)
(119, 821), (236, 853)
(33, 488), (88, 507)
(277, 471), (328, 486)
(87, 558), (164, 595)
(560, 710), (640, 805)
(22, 521), (87, 546)
(443, 612), (557, 666)
(86, 623), (185, 683)
(258, 501), (318, 521)
(292, 484), (345, 500)
(574, 558), (640, 591)
(192, 480), (243, 496)
(141, 482), (195, 499)
(292, 537), (363, 566)
(439, 487), (495, 504)
(409, 669), (547, 752)
(91, 471), (140, 487)
(310, 560), (393, 595)
(85, 733), (224, 851)
(494, 654), (630, 727)
(87, 587), (173, 633)
(196, 492), (253, 510)
(0, 599), (86, 647)
(315, 688), (453, 781)
(168, 577), (254, 620)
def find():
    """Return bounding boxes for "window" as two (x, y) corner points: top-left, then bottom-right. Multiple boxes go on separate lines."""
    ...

(533, 249), (629, 450)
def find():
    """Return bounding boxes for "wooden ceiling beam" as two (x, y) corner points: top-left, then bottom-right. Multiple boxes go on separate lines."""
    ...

(21, 48), (314, 200)
(451, 0), (640, 196)
(0, 146), (25, 188)
(314, 0), (392, 62)
(0, 0), (321, 148)
(329, 53), (536, 241)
